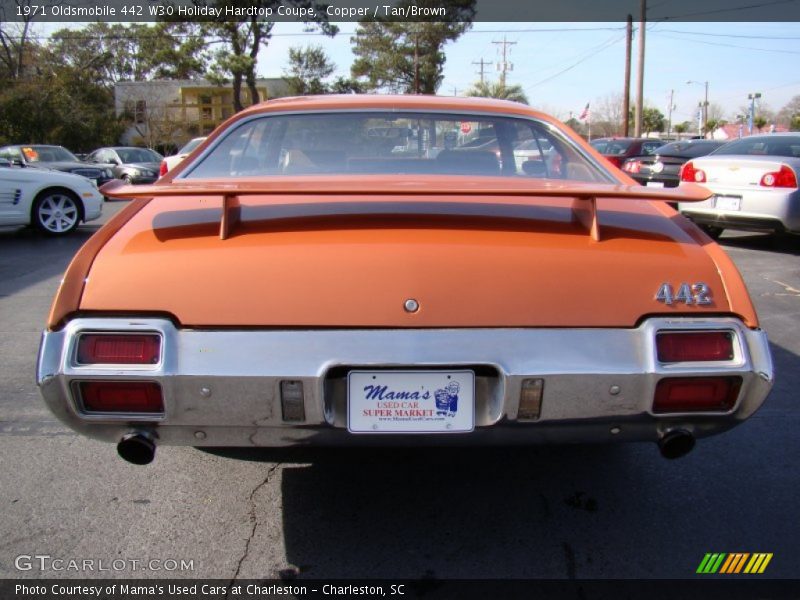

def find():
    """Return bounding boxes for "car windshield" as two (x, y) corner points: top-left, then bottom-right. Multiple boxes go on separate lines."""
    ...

(184, 112), (610, 183)
(116, 148), (162, 163)
(178, 138), (205, 155)
(590, 139), (632, 155)
(655, 141), (725, 158)
(710, 136), (800, 158)
(21, 146), (78, 163)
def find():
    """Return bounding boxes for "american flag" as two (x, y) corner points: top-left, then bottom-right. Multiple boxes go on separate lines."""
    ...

(578, 103), (590, 121)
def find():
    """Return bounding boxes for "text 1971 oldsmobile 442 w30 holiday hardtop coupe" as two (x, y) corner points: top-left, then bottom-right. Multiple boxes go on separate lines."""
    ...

(36, 95), (773, 464)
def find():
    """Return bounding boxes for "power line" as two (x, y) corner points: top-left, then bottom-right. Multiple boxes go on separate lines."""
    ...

(654, 28), (800, 40)
(654, 32), (800, 54)
(650, 0), (797, 20)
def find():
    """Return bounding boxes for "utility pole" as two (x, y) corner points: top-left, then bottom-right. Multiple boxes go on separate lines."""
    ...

(748, 92), (762, 134)
(634, 0), (646, 137)
(623, 14), (633, 136)
(666, 89), (674, 137)
(472, 58), (492, 85)
(493, 35), (516, 88)
(452, 85), (459, 97)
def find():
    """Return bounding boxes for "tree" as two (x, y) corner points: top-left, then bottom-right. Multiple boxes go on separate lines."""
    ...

(674, 122), (690, 135)
(48, 23), (208, 88)
(593, 93), (625, 136)
(351, 0), (475, 94)
(776, 95), (800, 129)
(754, 116), (768, 131)
(283, 45), (335, 95)
(198, 1), (337, 111)
(465, 80), (528, 105)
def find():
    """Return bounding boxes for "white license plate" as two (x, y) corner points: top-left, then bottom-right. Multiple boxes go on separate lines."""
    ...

(714, 195), (742, 211)
(645, 181), (665, 188)
(348, 370), (475, 434)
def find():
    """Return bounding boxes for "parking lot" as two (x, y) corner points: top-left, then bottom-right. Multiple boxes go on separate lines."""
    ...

(1, 201), (798, 580)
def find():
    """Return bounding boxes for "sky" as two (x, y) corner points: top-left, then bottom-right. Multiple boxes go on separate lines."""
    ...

(256, 21), (800, 126)
(34, 20), (800, 127)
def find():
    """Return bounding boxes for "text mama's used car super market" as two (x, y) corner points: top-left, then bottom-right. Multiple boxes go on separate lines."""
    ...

(36, 95), (773, 464)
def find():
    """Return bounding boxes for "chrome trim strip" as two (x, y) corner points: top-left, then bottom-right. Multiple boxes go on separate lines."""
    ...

(37, 317), (773, 446)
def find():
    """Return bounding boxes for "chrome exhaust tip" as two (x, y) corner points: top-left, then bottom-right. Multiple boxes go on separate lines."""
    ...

(117, 433), (156, 465)
(658, 429), (695, 459)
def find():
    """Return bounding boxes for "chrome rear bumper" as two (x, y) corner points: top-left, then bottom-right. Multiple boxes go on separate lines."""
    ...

(37, 317), (773, 447)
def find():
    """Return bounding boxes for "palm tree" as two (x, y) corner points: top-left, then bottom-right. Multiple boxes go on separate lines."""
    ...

(466, 80), (529, 105)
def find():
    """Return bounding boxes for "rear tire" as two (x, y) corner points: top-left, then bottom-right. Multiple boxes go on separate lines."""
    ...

(699, 225), (724, 240)
(31, 189), (82, 235)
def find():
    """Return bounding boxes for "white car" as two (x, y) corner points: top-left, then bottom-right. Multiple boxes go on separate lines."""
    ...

(678, 134), (800, 237)
(0, 163), (103, 235)
(159, 137), (207, 176)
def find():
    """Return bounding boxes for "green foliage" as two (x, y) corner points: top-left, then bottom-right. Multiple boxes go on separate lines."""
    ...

(48, 23), (208, 87)
(754, 116), (768, 131)
(465, 80), (528, 105)
(283, 45), (336, 95)
(674, 122), (690, 135)
(351, 0), (476, 94)
(198, 1), (337, 110)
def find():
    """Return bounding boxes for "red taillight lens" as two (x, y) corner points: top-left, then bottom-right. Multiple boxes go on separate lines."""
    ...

(680, 161), (706, 183)
(654, 376), (741, 413)
(79, 381), (164, 414)
(623, 160), (641, 173)
(77, 334), (161, 365)
(159, 160), (168, 177)
(759, 164), (797, 188)
(606, 156), (623, 168)
(656, 331), (734, 362)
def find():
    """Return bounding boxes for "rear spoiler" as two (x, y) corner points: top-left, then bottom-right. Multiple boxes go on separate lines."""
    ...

(101, 176), (711, 243)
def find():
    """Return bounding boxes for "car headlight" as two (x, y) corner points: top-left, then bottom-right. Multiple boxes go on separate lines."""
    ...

(130, 169), (141, 177)
(105, 169), (113, 178)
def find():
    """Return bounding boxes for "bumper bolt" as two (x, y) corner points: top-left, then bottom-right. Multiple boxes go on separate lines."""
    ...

(609, 385), (621, 395)
(194, 431), (207, 440)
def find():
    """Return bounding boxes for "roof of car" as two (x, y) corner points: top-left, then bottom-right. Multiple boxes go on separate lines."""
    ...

(237, 94), (542, 118)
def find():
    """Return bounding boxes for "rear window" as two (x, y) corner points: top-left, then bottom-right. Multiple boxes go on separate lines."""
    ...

(590, 139), (632, 156)
(656, 141), (725, 158)
(711, 137), (800, 158)
(183, 112), (610, 183)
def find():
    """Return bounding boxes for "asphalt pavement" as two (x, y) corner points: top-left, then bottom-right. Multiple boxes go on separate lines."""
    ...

(0, 202), (798, 581)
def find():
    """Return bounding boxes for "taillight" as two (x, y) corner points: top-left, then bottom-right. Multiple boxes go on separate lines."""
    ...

(653, 376), (741, 413)
(79, 381), (164, 414)
(606, 156), (623, 168)
(77, 334), (161, 365)
(759, 164), (797, 188)
(656, 331), (734, 362)
(680, 161), (706, 183)
(623, 160), (641, 173)
(159, 160), (168, 177)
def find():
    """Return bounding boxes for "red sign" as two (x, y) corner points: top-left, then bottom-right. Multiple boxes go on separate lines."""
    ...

(460, 122), (472, 134)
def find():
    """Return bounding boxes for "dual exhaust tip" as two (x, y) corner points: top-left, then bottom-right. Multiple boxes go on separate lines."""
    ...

(115, 429), (696, 464)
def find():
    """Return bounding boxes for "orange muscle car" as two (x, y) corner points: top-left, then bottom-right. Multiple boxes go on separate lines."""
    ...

(36, 95), (773, 464)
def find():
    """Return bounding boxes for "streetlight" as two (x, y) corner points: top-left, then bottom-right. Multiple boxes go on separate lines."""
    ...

(748, 92), (762, 135)
(687, 80), (709, 137)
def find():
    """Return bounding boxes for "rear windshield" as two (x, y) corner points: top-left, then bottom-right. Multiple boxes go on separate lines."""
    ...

(711, 137), (800, 158)
(590, 139), (632, 155)
(183, 112), (610, 183)
(116, 148), (162, 163)
(656, 141), (725, 158)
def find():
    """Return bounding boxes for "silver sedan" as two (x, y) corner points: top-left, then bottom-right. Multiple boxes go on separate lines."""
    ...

(678, 133), (800, 237)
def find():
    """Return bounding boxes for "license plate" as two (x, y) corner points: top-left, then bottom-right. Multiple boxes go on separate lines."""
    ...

(714, 195), (741, 211)
(645, 181), (665, 188)
(348, 370), (475, 434)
